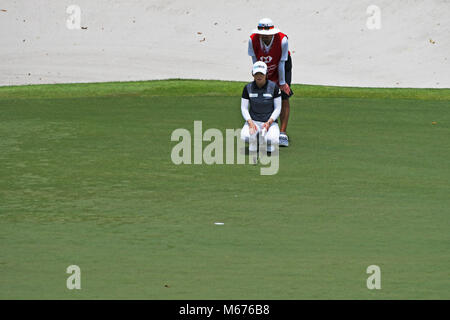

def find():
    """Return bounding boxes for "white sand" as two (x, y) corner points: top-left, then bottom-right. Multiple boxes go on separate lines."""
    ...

(0, 0), (449, 87)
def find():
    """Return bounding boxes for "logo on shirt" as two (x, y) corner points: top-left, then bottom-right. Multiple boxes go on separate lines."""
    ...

(260, 56), (273, 63)
(249, 93), (258, 98)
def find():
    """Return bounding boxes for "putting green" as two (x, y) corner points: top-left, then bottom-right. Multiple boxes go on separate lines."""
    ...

(0, 80), (449, 299)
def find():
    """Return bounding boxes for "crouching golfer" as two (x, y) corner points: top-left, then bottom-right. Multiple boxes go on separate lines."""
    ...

(240, 61), (281, 154)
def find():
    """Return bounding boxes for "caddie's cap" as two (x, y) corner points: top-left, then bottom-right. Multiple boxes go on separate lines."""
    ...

(252, 18), (280, 35)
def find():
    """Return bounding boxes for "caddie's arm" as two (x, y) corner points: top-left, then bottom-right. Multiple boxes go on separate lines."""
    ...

(278, 37), (291, 94)
(248, 38), (258, 64)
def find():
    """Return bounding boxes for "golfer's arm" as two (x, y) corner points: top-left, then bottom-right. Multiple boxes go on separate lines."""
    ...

(269, 97), (282, 121)
(241, 98), (251, 121)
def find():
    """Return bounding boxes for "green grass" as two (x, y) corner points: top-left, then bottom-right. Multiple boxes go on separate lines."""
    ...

(0, 80), (449, 299)
(1, 79), (450, 100)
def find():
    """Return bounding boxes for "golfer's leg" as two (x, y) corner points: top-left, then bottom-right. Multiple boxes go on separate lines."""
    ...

(252, 121), (263, 152)
(241, 122), (258, 152)
(240, 122), (250, 143)
(254, 121), (263, 131)
(265, 122), (280, 152)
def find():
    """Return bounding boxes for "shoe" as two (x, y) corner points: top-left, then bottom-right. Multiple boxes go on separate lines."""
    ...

(279, 133), (289, 147)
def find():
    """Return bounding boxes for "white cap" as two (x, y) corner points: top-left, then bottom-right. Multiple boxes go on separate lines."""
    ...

(252, 61), (267, 75)
(252, 18), (280, 35)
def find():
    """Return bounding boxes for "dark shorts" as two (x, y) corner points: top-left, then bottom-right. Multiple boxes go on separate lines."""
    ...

(281, 55), (293, 101)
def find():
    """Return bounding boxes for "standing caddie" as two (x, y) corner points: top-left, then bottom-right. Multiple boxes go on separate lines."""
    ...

(248, 18), (293, 147)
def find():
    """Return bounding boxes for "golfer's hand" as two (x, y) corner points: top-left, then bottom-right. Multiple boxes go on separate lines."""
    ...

(262, 120), (272, 132)
(248, 120), (258, 135)
(280, 84), (291, 95)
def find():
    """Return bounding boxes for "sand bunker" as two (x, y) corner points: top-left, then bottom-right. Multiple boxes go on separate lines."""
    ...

(0, 0), (449, 87)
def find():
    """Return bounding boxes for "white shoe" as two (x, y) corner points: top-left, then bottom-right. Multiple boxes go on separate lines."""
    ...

(279, 133), (289, 147)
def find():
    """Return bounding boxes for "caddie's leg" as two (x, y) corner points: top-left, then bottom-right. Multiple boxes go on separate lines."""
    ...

(280, 100), (290, 133)
(279, 55), (293, 147)
(279, 100), (290, 147)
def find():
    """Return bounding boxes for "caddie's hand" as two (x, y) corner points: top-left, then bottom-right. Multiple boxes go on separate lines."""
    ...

(280, 83), (291, 95)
